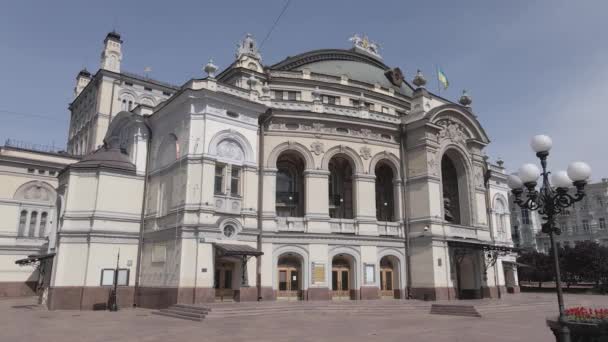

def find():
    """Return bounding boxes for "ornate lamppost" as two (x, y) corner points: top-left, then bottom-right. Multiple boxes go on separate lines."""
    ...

(507, 135), (591, 342)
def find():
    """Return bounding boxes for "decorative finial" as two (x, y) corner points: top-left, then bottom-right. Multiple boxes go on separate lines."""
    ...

(497, 158), (504, 167)
(412, 69), (427, 88)
(459, 89), (472, 107)
(204, 59), (218, 78)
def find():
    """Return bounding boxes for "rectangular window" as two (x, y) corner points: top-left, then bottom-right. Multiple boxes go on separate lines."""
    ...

(600, 218), (606, 229)
(27, 168), (35, 174)
(381, 106), (390, 113)
(124, 82), (133, 87)
(273, 91), (284, 100)
(38, 169), (45, 175)
(214, 165), (225, 194)
(163, 91), (172, 96)
(287, 91), (301, 101)
(144, 87), (153, 91)
(350, 99), (360, 107)
(49, 171), (56, 176)
(100, 268), (130, 286)
(322, 95), (339, 105)
(230, 167), (241, 197)
(583, 220), (590, 231)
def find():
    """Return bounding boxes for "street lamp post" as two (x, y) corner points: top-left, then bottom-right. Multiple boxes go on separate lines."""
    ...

(507, 135), (591, 342)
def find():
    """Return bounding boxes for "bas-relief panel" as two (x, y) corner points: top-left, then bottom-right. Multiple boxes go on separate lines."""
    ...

(268, 121), (396, 143)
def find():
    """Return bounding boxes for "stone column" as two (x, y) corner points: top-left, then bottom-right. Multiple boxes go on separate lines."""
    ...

(354, 173), (378, 236)
(304, 170), (330, 234)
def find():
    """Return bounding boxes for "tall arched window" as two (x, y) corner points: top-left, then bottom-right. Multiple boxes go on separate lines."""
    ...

(28, 211), (38, 237)
(375, 163), (395, 221)
(39, 212), (48, 237)
(441, 154), (461, 224)
(328, 155), (354, 219)
(18, 210), (27, 236)
(276, 152), (305, 217)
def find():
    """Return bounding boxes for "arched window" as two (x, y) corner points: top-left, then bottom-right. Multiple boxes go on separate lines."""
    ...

(375, 163), (395, 221)
(328, 155), (354, 219)
(441, 155), (461, 224)
(18, 210), (27, 236)
(39, 212), (48, 237)
(276, 152), (305, 217)
(29, 211), (38, 237)
(493, 198), (507, 240)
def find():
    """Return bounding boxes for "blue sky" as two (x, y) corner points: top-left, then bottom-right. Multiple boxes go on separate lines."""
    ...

(1, 0), (607, 179)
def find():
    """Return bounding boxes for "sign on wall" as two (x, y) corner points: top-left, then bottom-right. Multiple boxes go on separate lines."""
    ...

(364, 264), (376, 284)
(312, 263), (325, 284)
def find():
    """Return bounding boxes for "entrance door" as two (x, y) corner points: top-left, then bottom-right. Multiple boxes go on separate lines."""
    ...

(331, 267), (350, 299)
(380, 268), (394, 298)
(277, 267), (300, 299)
(214, 264), (234, 301)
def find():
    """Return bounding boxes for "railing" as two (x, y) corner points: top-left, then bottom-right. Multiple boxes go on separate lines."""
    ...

(4, 139), (64, 154)
(377, 222), (401, 236)
(276, 192), (299, 205)
(330, 219), (357, 234)
(276, 217), (306, 232)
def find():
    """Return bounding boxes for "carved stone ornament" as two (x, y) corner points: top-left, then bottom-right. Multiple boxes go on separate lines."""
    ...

(427, 151), (438, 176)
(436, 119), (469, 145)
(474, 167), (484, 187)
(217, 139), (244, 161)
(310, 141), (325, 156)
(360, 146), (372, 160)
(23, 185), (50, 201)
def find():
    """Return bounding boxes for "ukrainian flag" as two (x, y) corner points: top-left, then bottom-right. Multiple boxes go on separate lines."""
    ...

(437, 67), (449, 90)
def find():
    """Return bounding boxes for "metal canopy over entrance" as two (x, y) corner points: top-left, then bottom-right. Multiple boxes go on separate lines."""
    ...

(214, 243), (263, 257)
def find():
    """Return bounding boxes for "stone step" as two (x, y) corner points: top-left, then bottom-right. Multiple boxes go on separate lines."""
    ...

(430, 304), (481, 317)
(151, 310), (203, 322)
(208, 305), (427, 314)
(208, 308), (432, 319)
(171, 304), (212, 314)
(160, 308), (207, 319)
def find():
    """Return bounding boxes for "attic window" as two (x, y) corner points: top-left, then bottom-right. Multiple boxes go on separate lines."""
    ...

(124, 82), (133, 86)
(163, 92), (172, 96)
(144, 87), (153, 91)
(227, 111), (239, 118)
(381, 134), (392, 140)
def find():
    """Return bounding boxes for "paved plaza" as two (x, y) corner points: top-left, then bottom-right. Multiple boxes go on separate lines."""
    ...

(2, 293), (607, 342)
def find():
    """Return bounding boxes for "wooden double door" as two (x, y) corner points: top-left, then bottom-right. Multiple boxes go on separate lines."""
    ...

(380, 267), (394, 297)
(214, 264), (234, 301)
(331, 266), (350, 298)
(277, 266), (301, 299)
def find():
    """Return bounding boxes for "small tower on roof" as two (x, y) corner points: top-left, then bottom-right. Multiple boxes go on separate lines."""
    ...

(100, 30), (123, 73)
(236, 33), (261, 61)
(74, 68), (92, 97)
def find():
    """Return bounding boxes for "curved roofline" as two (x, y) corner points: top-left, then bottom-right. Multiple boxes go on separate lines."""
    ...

(425, 104), (490, 144)
(270, 49), (389, 71)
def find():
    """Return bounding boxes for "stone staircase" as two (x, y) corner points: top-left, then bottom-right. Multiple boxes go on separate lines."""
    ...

(152, 304), (211, 321)
(206, 300), (432, 319)
(430, 304), (481, 317)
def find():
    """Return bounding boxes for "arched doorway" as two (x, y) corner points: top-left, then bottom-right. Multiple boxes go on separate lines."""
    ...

(328, 155), (354, 219)
(375, 163), (395, 222)
(331, 254), (355, 299)
(277, 253), (303, 300)
(380, 256), (400, 299)
(276, 152), (305, 217)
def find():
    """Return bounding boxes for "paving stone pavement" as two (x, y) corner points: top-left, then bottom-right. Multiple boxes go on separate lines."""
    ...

(1, 293), (607, 342)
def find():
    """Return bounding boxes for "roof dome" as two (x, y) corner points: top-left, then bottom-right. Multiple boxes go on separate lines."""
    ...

(270, 49), (413, 97)
(71, 145), (135, 172)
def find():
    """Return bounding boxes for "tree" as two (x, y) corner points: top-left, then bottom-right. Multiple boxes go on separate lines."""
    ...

(517, 250), (553, 288)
